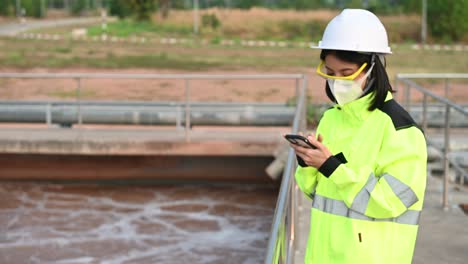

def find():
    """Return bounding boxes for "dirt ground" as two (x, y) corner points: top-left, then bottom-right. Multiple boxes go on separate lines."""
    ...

(0, 67), (318, 103)
(0, 67), (467, 104)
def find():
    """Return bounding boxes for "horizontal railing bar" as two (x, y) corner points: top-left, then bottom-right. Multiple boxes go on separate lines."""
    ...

(0, 72), (304, 80)
(0, 100), (292, 108)
(398, 79), (468, 116)
(397, 73), (468, 79)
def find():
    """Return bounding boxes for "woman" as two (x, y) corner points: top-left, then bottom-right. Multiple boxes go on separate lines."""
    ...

(290, 9), (427, 264)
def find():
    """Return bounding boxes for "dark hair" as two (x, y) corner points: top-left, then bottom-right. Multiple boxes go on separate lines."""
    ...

(320, 50), (394, 111)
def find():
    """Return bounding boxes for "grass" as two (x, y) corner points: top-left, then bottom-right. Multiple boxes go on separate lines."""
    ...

(385, 47), (468, 79)
(1, 36), (466, 75)
(54, 46), (72, 53)
(87, 19), (192, 37)
(77, 8), (422, 43)
(0, 38), (224, 70)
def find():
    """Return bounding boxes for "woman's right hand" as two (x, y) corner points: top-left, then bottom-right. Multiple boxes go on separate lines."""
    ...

(289, 134), (332, 169)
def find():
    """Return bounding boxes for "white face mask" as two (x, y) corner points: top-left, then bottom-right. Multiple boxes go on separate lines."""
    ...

(327, 63), (374, 106)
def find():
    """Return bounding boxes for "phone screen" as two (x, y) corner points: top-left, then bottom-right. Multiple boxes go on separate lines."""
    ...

(284, 134), (317, 149)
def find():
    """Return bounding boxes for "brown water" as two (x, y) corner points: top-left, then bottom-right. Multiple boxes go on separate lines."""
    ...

(0, 182), (278, 264)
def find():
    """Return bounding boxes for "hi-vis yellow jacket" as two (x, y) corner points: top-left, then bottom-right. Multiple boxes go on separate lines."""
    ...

(295, 92), (427, 264)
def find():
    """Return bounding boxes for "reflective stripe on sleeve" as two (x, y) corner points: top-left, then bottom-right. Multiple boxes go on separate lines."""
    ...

(350, 173), (378, 214)
(383, 174), (419, 208)
(350, 173), (419, 214)
(312, 194), (420, 225)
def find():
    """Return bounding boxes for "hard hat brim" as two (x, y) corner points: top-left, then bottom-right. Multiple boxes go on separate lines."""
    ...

(310, 43), (392, 54)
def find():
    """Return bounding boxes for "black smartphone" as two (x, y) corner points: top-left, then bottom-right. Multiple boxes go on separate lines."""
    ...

(284, 134), (317, 149)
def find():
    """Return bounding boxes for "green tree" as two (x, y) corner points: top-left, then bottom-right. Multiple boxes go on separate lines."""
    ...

(0, 0), (15, 16)
(70, 0), (87, 15)
(128, 0), (157, 21)
(22, 0), (47, 18)
(235, 0), (262, 9)
(400, 0), (421, 14)
(279, 0), (322, 9)
(109, 0), (132, 18)
(158, 0), (170, 18)
(428, 0), (468, 42)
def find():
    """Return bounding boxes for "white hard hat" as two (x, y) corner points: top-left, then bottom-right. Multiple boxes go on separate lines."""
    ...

(312, 9), (391, 54)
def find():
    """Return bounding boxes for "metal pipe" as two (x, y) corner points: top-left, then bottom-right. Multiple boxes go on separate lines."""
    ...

(0, 105), (296, 126)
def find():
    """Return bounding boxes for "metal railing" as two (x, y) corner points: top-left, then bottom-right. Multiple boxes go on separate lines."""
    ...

(395, 73), (468, 209)
(0, 72), (304, 142)
(264, 75), (308, 263)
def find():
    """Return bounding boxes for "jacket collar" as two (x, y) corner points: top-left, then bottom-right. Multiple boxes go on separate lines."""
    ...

(334, 92), (393, 122)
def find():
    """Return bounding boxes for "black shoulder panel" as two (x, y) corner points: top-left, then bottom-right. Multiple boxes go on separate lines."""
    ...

(378, 99), (420, 131)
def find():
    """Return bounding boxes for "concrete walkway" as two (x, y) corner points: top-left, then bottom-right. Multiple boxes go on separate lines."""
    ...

(294, 169), (468, 264)
(413, 174), (468, 264)
(0, 17), (102, 36)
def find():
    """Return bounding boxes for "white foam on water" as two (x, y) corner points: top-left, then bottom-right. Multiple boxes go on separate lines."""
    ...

(53, 257), (95, 264)
(0, 183), (276, 263)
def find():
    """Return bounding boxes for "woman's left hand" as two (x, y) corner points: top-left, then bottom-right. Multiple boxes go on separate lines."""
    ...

(290, 134), (333, 169)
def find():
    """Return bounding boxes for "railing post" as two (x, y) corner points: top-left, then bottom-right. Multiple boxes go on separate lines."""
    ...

(46, 103), (52, 127)
(185, 79), (191, 142)
(442, 103), (450, 210)
(176, 106), (182, 130)
(76, 78), (82, 126)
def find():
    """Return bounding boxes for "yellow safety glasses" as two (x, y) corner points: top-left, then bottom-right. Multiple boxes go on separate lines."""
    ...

(316, 61), (368, 80)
